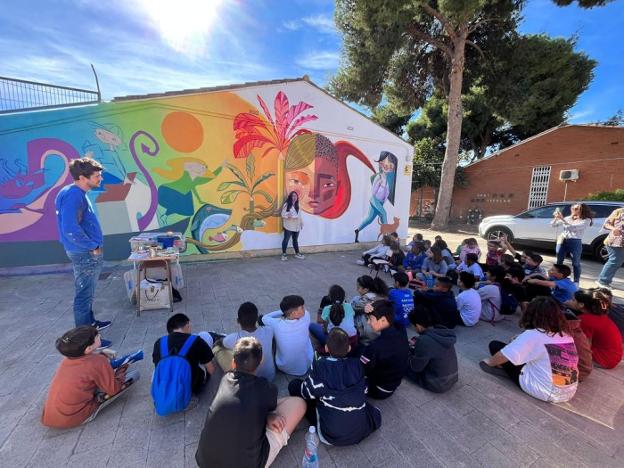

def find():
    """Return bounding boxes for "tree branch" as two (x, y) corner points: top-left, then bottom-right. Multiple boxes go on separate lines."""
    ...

(407, 23), (452, 57)
(466, 40), (486, 61)
(420, 3), (456, 40)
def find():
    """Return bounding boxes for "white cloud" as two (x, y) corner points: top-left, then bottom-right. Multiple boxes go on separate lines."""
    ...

(295, 51), (340, 70)
(568, 108), (596, 123)
(282, 13), (337, 35)
(282, 20), (300, 31)
(301, 14), (336, 34)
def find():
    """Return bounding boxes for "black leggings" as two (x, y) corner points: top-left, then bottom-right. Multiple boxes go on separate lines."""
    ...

(489, 340), (523, 386)
(282, 229), (300, 254)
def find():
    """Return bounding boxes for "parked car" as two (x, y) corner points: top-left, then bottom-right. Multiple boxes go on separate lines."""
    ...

(478, 201), (624, 261)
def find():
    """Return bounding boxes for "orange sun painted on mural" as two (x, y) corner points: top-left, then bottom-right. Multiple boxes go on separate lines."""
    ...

(161, 111), (204, 153)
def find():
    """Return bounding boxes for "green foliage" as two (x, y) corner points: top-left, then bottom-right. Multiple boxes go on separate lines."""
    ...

(371, 105), (412, 136)
(603, 110), (623, 126)
(405, 34), (595, 161)
(552, 0), (614, 7)
(586, 189), (624, 202)
(412, 137), (467, 189)
(489, 35), (595, 139)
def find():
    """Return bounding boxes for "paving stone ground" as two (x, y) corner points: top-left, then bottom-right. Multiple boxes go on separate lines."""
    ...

(0, 229), (622, 467)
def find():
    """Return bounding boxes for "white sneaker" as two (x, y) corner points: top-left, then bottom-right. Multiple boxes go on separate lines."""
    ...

(294, 253), (305, 260)
(356, 260), (365, 266)
(281, 254), (288, 261)
(594, 280), (611, 290)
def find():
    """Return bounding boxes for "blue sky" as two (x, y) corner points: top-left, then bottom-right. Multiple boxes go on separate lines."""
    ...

(0, 0), (622, 123)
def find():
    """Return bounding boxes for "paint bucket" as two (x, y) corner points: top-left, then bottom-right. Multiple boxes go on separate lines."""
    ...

(156, 235), (178, 249)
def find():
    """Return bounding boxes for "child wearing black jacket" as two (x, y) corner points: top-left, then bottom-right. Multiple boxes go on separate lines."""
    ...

(406, 306), (458, 393)
(288, 328), (381, 446)
(360, 300), (409, 399)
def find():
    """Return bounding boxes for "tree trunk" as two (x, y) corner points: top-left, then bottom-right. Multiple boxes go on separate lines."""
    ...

(431, 31), (467, 229)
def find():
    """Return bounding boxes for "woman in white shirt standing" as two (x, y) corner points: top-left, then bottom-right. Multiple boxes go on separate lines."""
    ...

(551, 203), (593, 283)
(480, 296), (579, 403)
(281, 191), (304, 261)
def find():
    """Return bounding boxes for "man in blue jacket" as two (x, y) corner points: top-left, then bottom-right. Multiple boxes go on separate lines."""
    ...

(55, 157), (111, 348)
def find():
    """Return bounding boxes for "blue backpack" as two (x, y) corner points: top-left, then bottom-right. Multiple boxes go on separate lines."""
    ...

(151, 335), (197, 416)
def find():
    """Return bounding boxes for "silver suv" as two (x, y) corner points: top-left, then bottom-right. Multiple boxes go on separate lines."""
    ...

(478, 201), (624, 261)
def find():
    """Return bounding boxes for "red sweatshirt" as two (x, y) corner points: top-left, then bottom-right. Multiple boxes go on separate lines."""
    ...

(42, 353), (123, 428)
(579, 314), (623, 369)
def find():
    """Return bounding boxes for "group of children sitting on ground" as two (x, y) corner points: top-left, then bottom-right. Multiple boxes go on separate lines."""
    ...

(41, 232), (623, 467)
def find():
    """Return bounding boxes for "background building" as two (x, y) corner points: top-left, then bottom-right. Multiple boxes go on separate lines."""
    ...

(430, 125), (623, 222)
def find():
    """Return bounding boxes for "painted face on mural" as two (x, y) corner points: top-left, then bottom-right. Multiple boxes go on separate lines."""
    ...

(380, 160), (395, 173)
(184, 161), (207, 179)
(286, 155), (338, 215)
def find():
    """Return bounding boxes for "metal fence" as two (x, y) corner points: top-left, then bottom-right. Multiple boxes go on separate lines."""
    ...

(0, 67), (101, 114)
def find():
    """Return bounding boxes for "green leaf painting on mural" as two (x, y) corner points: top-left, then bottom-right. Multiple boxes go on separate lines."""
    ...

(218, 154), (275, 228)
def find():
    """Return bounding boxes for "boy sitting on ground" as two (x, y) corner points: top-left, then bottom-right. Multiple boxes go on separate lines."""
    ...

(213, 302), (275, 381)
(388, 272), (414, 328)
(360, 300), (409, 399)
(525, 264), (577, 304)
(413, 277), (459, 329)
(152, 313), (215, 397)
(261, 295), (313, 376)
(42, 326), (140, 428)
(456, 253), (483, 281)
(195, 337), (306, 468)
(288, 328), (382, 446)
(455, 272), (481, 327)
(522, 252), (547, 277)
(406, 306), (458, 393)
(357, 234), (392, 266)
(477, 266), (505, 322)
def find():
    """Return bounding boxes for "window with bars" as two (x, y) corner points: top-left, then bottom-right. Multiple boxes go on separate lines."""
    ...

(528, 165), (551, 209)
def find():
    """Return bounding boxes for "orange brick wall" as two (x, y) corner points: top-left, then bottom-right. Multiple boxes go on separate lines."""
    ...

(410, 187), (437, 217)
(448, 126), (624, 220)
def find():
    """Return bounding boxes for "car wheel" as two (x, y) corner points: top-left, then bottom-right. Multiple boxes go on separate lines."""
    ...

(592, 235), (608, 262)
(485, 227), (513, 243)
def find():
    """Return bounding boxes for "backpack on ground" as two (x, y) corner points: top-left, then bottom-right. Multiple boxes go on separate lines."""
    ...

(151, 335), (197, 416)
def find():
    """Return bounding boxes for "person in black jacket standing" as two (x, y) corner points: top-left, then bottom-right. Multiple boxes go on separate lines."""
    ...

(360, 300), (409, 399)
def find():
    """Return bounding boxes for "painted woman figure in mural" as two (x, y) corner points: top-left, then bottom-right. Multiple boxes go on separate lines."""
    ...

(354, 151), (398, 243)
(284, 133), (375, 219)
(154, 158), (224, 224)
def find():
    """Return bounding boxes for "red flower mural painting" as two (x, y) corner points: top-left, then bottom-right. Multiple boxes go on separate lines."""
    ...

(233, 91), (318, 160)
(233, 91), (318, 228)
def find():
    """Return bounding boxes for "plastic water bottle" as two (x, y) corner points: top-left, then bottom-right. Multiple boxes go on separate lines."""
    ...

(302, 426), (319, 468)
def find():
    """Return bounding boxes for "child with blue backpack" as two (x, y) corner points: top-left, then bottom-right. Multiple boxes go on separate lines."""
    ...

(152, 313), (216, 415)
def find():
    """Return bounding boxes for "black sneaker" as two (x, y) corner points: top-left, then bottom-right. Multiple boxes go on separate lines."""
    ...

(96, 339), (113, 351)
(208, 331), (226, 343)
(92, 320), (112, 332)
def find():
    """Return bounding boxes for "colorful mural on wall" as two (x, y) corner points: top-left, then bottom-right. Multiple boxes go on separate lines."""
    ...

(0, 82), (411, 265)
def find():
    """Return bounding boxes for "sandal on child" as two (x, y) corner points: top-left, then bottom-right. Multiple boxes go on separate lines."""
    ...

(479, 361), (508, 378)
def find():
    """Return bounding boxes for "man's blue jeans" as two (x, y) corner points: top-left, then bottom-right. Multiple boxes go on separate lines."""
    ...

(66, 251), (103, 326)
(598, 246), (624, 286)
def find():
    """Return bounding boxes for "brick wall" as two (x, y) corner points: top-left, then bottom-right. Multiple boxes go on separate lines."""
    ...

(449, 125), (624, 220)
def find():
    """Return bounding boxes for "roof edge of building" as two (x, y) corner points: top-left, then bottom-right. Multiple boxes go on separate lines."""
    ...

(462, 123), (624, 169)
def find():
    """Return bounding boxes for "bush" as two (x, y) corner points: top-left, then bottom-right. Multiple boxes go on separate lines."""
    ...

(585, 189), (624, 202)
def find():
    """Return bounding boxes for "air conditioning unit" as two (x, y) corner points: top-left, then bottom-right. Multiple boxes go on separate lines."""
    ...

(559, 169), (579, 181)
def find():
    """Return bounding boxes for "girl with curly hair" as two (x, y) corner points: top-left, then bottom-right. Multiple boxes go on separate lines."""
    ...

(480, 297), (579, 403)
